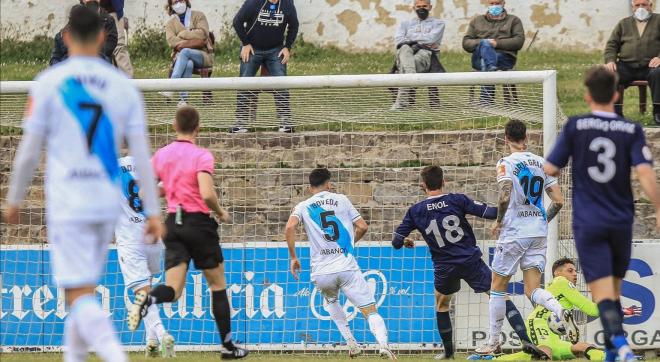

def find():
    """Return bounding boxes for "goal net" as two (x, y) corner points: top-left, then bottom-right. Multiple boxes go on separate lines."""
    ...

(0, 71), (571, 353)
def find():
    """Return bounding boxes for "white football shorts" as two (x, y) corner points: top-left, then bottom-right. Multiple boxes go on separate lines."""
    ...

(117, 243), (163, 291)
(492, 237), (547, 277)
(312, 270), (376, 309)
(48, 221), (114, 288)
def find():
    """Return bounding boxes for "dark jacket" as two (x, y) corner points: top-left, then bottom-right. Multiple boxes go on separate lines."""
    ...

(462, 11), (525, 59)
(49, 9), (118, 66)
(604, 13), (660, 68)
(100, 0), (125, 19)
(233, 0), (299, 50)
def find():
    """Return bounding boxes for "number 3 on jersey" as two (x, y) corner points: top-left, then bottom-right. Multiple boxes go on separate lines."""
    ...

(425, 215), (464, 248)
(588, 137), (616, 183)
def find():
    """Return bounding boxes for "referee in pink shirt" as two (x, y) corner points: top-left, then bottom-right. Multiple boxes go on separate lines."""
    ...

(128, 106), (248, 359)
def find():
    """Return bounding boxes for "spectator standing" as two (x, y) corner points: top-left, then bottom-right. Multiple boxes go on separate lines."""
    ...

(163, 0), (214, 106)
(231, 0), (299, 133)
(100, 0), (134, 77)
(462, 0), (524, 104)
(605, 0), (660, 125)
(49, 0), (118, 66)
(391, 0), (445, 110)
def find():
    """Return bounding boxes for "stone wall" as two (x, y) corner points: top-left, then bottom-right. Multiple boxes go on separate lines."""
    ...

(0, 0), (650, 52)
(1, 129), (659, 245)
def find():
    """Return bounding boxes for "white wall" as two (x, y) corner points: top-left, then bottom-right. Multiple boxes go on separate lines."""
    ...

(0, 0), (641, 52)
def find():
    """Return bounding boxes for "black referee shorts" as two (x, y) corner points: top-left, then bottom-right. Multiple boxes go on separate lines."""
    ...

(163, 212), (224, 270)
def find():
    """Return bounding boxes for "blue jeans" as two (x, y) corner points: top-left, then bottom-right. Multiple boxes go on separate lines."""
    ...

(471, 40), (516, 71)
(471, 40), (517, 103)
(171, 48), (205, 100)
(236, 47), (291, 126)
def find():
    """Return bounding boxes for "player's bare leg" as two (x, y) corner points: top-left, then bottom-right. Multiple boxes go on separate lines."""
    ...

(324, 300), (361, 357)
(434, 291), (454, 360)
(589, 277), (633, 362)
(572, 342), (605, 360)
(66, 286), (127, 362)
(359, 304), (395, 360)
(203, 263), (249, 359)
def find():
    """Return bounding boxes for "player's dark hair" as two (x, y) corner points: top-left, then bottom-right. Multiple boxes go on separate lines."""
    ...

(67, 5), (104, 44)
(504, 119), (527, 143)
(584, 65), (619, 104)
(309, 168), (331, 188)
(420, 165), (444, 191)
(175, 106), (200, 134)
(552, 257), (575, 276)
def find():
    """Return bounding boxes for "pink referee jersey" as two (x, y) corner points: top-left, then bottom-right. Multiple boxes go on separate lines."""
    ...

(152, 140), (214, 214)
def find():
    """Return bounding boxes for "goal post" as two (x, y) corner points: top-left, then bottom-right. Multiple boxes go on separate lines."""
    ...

(0, 70), (562, 353)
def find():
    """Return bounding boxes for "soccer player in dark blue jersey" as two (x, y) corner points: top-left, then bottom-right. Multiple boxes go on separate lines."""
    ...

(545, 66), (660, 362)
(393, 166), (542, 360)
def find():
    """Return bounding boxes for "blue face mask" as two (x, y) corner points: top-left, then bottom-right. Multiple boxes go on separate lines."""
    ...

(488, 5), (504, 17)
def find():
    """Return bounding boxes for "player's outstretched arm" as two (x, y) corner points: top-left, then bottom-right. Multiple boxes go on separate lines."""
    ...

(543, 162), (560, 177)
(3, 132), (45, 223)
(636, 164), (660, 231)
(462, 194), (497, 220)
(557, 277), (599, 317)
(392, 209), (415, 249)
(354, 218), (369, 243)
(198, 172), (230, 223)
(284, 216), (301, 280)
(492, 179), (513, 237)
(545, 184), (564, 222)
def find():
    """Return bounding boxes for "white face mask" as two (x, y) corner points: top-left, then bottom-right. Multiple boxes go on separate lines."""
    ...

(172, 2), (187, 15)
(634, 7), (651, 21)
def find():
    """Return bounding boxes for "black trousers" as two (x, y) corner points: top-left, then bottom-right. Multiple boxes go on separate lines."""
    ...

(615, 61), (660, 116)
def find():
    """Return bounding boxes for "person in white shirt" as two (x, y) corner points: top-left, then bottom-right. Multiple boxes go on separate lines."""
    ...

(284, 168), (396, 359)
(115, 156), (174, 357)
(477, 120), (571, 355)
(3, 6), (161, 362)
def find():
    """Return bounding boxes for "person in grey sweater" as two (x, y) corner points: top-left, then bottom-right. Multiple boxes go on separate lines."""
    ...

(391, 0), (445, 110)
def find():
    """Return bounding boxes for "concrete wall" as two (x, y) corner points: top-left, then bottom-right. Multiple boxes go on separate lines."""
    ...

(0, 0), (645, 52)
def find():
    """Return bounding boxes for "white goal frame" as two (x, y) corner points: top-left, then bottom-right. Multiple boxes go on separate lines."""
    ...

(0, 70), (559, 353)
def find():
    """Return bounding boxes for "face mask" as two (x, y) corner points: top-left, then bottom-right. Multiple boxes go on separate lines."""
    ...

(634, 7), (650, 21)
(172, 2), (187, 15)
(84, 1), (100, 12)
(416, 8), (429, 20)
(488, 5), (504, 17)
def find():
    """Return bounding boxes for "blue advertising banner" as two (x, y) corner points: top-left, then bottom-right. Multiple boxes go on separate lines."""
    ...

(0, 243), (438, 349)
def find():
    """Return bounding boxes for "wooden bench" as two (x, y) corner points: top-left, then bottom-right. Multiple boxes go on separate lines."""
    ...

(617, 80), (648, 114)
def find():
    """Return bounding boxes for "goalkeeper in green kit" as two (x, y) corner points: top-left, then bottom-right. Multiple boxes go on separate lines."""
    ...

(496, 258), (641, 361)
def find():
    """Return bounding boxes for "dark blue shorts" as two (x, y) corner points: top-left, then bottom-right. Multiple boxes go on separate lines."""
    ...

(434, 257), (491, 295)
(574, 225), (632, 283)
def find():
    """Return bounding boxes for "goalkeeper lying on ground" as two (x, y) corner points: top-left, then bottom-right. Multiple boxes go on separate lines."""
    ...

(494, 258), (641, 361)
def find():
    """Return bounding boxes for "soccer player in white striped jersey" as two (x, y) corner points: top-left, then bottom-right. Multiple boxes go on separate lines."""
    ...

(477, 119), (572, 355)
(115, 156), (174, 358)
(3, 6), (161, 362)
(284, 168), (396, 360)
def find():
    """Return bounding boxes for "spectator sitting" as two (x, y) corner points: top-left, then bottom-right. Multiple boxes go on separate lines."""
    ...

(163, 0), (214, 107)
(100, 0), (133, 77)
(49, 0), (118, 66)
(462, 0), (524, 104)
(391, 0), (445, 110)
(605, 0), (660, 125)
(231, 0), (299, 134)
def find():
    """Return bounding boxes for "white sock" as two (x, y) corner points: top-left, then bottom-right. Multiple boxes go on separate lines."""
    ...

(71, 295), (127, 362)
(366, 313), (389, 348)
(324, 301), (357, 345)
(64, 312), (87, 362)
(531, 288), (563, 316)
(488, 292), (507, 345)
(144, 303), (167, 343)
